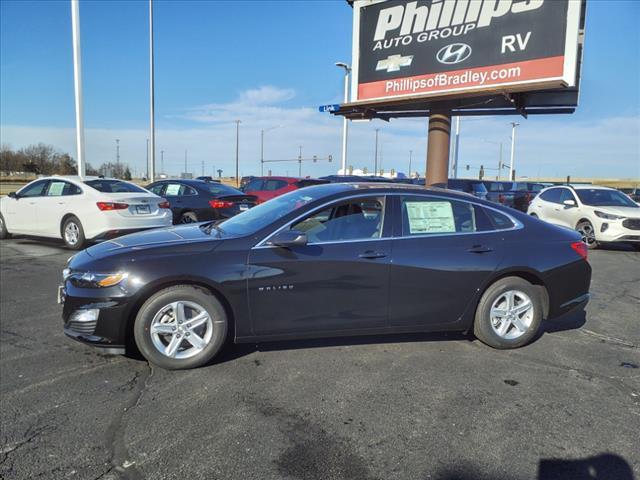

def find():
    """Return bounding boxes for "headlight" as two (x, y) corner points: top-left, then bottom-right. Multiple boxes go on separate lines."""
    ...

(594, 210), (625, 220)
(70, 272), (129, 288)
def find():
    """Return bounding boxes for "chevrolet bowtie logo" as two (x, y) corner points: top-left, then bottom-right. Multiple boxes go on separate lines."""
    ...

(376, 54), (414, 73)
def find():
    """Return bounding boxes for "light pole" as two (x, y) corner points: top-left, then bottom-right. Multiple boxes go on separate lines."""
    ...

(335, 62), (351, 175)
(148, 0), (155, 182)
(452, 116), (460, 179)
(260, 125), (280, 176)
(509, 122), (519, 181)
(115, 139), (120, 165)
(298, 145), (303, 177)
(70, 0), (86, 178)
(160, 149), (164, 174)
(234, 120), (241, 186)
(184, 149), (188, 174)
(409, 150), (413, 177)
(145, 138), (149, 179)
(374, 128), (380, 176)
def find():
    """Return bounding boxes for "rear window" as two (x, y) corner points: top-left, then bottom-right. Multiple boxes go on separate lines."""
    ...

(204, 183), (242, 195)
(85, 180), (146, 193)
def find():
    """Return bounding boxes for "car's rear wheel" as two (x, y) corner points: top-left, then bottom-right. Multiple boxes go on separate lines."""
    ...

(133, 285), (228, 370)
(576, 220), (598, 249)
(473, 277), (543, 349)
(179, 211), (198, 224)
(62, 216), (86, 250)
(0, 214), (11, 239)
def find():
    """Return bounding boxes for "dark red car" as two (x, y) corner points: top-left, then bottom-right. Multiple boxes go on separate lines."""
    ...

(241, 176), (328, 203)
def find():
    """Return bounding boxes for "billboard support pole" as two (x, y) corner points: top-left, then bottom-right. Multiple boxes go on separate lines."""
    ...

(70, 0), (85, 179)
(425, 112), (451, 187)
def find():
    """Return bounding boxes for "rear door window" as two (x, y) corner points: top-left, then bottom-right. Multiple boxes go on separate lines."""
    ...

(264, 179), (288, 191)
(244, 179), (264, 191)
(400, 196), (477, 236)
(46, 181), (82, 196)
(164, 183), (197, 196)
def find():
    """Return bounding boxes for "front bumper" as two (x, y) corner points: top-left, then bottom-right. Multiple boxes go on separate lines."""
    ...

(594, 218), (640, 243)
(60, 284), (133, 353)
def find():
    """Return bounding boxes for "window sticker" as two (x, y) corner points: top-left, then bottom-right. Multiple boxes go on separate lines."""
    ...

(165, 184), (181, 196)
(406, 201), (455, 234)
(48, 181), (65, 196)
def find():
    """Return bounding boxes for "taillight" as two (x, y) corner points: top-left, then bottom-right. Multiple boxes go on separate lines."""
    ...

(209, 200), (234, 209)
(570, 241), (588, 261)
(96, 202), (129, 211)
(158, 200), (171, 209)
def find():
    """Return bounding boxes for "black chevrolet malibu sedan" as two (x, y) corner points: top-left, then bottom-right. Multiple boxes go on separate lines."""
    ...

(59, 183), (591, 370)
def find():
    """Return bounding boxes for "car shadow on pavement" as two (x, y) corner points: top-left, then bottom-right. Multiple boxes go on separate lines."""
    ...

(211, 331), (473, 366)
(431, 453), (634, 480)
(540, 308), (587, 335)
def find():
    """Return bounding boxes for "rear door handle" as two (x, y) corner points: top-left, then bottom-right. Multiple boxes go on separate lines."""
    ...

(359, 251), (387, 259)
(467, 245), (493, 254)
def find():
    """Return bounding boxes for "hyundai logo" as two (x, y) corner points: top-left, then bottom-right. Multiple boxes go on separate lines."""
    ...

(436, 43), (472, 65)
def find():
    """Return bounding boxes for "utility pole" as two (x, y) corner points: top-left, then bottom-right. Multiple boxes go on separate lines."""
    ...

(201, 160), (204, 176)
(115, 139), (120, 165)
(298, 145), (303, 177)
(234, 120), (241, 186)
(374, 128), (379, 176)
(148, 0), (155, 182)
(260, 129), (264, 176)
(160, 149), (164, 174)
(409, 150), (413, 177)
(145, 138), (149, 179)
(509, 122), (519, 181)
(70, 0), (86, 178)
(335, 62), (351, 175)
(184, 149), (188, 174)
(498, 143), (503, 180)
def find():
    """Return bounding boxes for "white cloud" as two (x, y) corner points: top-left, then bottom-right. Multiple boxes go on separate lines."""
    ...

(1, 85), (639, 180)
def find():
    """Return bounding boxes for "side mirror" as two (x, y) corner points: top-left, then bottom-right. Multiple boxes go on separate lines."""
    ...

(563, 199), (576, 207)
(269, 230), (307, 248)
(8, 192), (17, 199)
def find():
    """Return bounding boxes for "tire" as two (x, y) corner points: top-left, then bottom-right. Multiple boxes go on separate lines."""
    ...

(576, 220), (598, 250)
(133, 285), (228, 370)
(473, 277), (544, 349)
(62, 216), (86, 250)
(0, 214), (11, 239)
(179, 211), (198, 224)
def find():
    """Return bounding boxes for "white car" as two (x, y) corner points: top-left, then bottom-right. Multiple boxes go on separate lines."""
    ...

(0, 176), (172, 249)
(527, 185), (640, 250)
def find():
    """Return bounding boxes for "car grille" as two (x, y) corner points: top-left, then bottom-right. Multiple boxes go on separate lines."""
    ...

(66, 319), (97, 335)
(622, 219), (640, 230)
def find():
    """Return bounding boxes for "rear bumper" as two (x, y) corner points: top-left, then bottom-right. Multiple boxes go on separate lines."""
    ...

(553, 292), (590, 319)
(85, 213), (172, 240)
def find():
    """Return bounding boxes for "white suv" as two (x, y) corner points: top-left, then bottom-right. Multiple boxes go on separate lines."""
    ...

(527, 185), (640, 250)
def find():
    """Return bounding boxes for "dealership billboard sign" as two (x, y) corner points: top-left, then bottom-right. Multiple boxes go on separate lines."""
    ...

(350, 0), (584, 104)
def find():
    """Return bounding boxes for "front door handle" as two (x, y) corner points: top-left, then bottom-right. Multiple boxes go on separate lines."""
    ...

(359, 251), (387, 259)
(467, 245), (493, 254)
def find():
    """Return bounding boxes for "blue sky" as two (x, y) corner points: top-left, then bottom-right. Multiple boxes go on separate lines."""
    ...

(1, 0), (639, 179)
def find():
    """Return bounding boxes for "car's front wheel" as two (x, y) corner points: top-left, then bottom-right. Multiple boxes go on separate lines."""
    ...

(576, 220), (599, 249)
(473, 277), (544, 349)
(133, 285), (228, 370)
(62, 216), (86, 250)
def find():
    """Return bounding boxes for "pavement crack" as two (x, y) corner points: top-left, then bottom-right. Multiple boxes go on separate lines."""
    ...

(103, 362), (153, 480)
(0, 423), (53, 469)
(578, 329), (638, 349)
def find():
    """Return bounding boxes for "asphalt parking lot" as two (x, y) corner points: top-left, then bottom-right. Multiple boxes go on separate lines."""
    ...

(0, 238), (638, 480)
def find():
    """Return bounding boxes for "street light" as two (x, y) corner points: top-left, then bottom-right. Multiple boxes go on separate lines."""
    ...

(115, 139), (120, 165)
(374, 128), (380, 176)
(234, 120), (241, 186)
(260, 125), (280, 176)
(509, 122), (520, 181)
(408, 150), (413, 178)
(335, 62), (351, 175)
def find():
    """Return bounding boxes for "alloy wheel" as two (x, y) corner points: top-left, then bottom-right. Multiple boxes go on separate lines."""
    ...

(489, 290), (534, 340)
(577, 222), (597, 247)
(150, 301), (214, 359)
(64, 222), (80, 246)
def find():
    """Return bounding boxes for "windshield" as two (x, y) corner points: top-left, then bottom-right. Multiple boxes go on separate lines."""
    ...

(575, 189), (639, 207)
(85, 179), (146, 193)
(213, 184), (343, 236)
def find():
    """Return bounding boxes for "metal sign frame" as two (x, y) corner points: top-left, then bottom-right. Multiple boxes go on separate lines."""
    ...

(346, 0), (585, 112)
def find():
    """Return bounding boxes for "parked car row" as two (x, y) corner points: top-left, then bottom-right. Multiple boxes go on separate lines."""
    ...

(2, 175), (638, 252)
